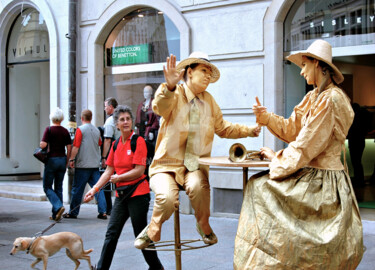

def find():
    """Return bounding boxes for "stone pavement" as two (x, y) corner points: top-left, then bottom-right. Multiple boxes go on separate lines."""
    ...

(0, 197), (374, 270)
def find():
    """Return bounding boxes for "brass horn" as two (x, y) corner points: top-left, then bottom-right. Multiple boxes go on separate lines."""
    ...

(229, 143), (262, 162)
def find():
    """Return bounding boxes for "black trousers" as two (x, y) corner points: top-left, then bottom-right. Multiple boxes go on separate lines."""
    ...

(97, 194), (163, 270)
(103, 183), (113, 214)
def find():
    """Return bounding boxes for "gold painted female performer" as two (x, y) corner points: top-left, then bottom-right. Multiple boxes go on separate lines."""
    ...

(234, 39), (364, 269)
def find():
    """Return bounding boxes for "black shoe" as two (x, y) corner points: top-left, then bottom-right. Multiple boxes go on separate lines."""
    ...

(97, 213), (107, 220)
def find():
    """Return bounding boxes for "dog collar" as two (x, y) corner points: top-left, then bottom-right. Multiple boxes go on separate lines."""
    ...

(26, 237), (37, 254)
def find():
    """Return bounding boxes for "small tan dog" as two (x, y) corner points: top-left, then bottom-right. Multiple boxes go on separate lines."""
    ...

(10, 232), (93, 270)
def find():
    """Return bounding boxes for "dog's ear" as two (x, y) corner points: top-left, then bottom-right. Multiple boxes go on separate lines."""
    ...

(20, 239), (28, 250)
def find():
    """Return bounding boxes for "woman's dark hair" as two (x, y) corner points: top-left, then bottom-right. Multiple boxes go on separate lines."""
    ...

(113, 105), (133, 124)
(306, 56), (335, 78)
(183, 63), (199, 81)
(306, 56), (340, 88)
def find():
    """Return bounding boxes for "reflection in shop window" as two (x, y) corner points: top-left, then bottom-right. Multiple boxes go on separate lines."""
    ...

(284, 0), (375, 51)
(104, 7), (180, 66)
(105, 71), (165, 118)
(7, 8), (49, 63)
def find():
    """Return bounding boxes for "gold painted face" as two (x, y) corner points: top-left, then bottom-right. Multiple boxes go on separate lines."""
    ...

(188, 64), (212, 94)
(300, 56), (318, 86)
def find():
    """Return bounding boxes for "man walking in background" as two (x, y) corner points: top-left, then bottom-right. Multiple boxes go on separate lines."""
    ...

(66, 109), (107, 219)
(101, 97), (121, 215)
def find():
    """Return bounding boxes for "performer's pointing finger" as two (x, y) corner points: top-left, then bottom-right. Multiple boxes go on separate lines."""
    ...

(255, 96), (261, 106)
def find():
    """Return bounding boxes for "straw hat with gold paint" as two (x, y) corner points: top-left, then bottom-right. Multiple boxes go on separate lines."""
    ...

(287, 39), (344, 84)
(176, 52), (220, 83)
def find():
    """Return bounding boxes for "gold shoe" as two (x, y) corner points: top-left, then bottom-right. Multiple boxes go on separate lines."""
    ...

(196, 223), (218, 245)
(134, 225), (151, 249)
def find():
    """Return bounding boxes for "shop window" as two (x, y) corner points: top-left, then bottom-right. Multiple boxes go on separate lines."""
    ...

(105, 71), (164, 114)
(284, 0), (375, 51)
(6, 8), (49, 167)
(104, 7), (180, 66)
(103, 7), (180, 133)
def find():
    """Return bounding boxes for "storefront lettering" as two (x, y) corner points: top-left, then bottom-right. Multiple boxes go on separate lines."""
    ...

(310, 15), (374, 28)
(12, 44), (48, 57)
(110, 44), (150, 65)
(112, 52), (138, 58)
(112, 46), (141, 53)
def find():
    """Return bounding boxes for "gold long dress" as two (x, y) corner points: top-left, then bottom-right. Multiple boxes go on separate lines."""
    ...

(234, 84), (364, 269)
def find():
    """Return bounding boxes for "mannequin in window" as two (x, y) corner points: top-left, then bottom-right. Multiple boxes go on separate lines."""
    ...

(135, 85), (160, 145)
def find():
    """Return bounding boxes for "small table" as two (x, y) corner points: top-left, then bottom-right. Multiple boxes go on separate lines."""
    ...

(199, 156), (270, 195)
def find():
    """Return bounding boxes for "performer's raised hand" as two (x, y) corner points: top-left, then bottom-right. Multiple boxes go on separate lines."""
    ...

(252, 125), (261, 137)
(252, 96), (268, 120)
(163, 54), (185, 91)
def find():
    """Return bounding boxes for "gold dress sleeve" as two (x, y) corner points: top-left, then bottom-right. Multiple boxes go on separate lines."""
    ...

(258, 91), (314, 143)
(269, 93), (335, 179)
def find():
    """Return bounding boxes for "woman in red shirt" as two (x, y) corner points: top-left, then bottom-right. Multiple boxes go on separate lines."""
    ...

(84, 105), (163, 270)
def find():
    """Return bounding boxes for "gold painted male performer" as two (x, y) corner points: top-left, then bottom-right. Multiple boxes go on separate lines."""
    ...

(135, 52), (260, 248)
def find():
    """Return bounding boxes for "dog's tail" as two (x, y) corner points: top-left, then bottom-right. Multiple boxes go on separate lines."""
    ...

(84, 248), (93, 255)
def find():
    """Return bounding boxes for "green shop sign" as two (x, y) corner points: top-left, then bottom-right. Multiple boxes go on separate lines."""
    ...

(110, 44), (150, 65)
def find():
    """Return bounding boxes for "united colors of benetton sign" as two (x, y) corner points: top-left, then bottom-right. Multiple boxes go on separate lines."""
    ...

(110, 44), (150, 65)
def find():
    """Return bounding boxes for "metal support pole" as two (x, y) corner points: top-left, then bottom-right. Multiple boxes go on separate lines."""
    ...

(174, 207), (182, 270)
(243, 167), (248, 197)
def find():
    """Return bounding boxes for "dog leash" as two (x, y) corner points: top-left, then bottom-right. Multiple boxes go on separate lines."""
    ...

(31, 182), (112, 240)
(61, 181), (112, 219)
(27, 211), (69, 253)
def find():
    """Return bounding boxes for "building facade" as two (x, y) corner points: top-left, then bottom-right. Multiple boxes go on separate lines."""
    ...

(0, 0), (374, 216)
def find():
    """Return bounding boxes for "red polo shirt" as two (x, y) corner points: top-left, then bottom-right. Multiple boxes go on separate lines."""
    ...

(106, 131), (149, 197)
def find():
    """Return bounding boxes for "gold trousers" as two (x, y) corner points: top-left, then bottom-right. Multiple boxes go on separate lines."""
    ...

(148, 170), (210, 242)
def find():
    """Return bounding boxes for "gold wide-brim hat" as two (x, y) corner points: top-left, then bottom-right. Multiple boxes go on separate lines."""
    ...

(176, 52), (220, 83)
(287, 39), (344, 84)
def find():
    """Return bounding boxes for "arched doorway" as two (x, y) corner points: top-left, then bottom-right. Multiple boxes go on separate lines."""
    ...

(283, 0), (375, 201)
(6, 8), (50, 175)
